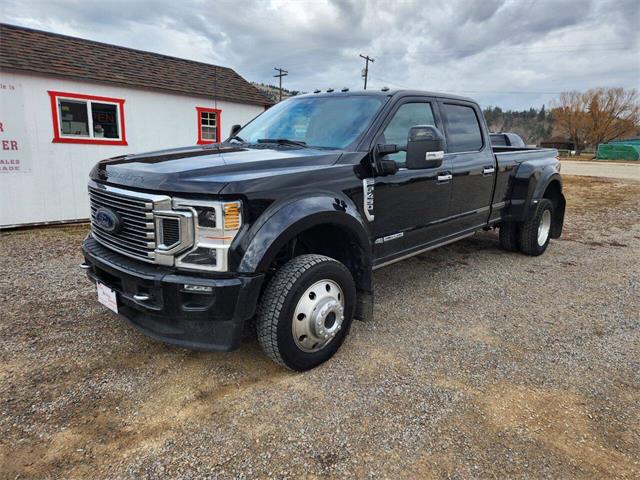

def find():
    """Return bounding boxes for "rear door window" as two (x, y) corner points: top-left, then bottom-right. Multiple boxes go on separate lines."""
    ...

(443, 104), (483, 153)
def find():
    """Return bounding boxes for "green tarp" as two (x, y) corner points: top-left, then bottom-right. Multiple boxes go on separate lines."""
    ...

(597, 139), (640, 161)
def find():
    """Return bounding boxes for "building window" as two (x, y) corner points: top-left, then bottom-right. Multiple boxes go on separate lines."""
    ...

(48, 91), (127, 145)
(196, 107), (221, 144)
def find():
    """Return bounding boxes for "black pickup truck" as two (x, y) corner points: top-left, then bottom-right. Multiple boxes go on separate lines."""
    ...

(81, 89), (565, 371)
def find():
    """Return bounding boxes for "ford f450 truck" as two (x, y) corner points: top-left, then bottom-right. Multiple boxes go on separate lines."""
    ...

(81, 90), (565, 370)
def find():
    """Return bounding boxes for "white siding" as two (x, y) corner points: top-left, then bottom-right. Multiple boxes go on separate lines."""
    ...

(0, 71), (265, 226)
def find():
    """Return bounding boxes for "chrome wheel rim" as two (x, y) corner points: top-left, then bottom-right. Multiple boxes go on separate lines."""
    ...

(292, 279), (345, 353)
(538, 209), (551, 246)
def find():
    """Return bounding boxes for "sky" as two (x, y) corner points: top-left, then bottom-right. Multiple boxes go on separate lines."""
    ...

(1, 0), (638, 110)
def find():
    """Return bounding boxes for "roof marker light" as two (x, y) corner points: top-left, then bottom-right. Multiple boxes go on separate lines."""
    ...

(314, 89), (321, 93)
(326, 88), (334, 92)
(381, 86), (390, 92)
(341, 87), (349, 92)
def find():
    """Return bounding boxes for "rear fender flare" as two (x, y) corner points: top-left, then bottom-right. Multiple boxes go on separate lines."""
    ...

(507, 162), (562, 222)
(537, 175), (565, 238)
(527, 171), (563, 220)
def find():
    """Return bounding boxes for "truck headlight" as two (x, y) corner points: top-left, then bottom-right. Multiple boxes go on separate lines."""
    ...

(197, 208), (217, 228)
(172, 199), (243, 272)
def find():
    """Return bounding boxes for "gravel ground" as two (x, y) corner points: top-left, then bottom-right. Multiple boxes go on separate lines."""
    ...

(1, 175), (639, 479)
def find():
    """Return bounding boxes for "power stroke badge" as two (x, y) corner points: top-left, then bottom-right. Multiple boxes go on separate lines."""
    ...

(363, 178), (375, 221)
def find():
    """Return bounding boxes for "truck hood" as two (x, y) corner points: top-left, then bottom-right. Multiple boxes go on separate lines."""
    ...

(90, 144), (344, 195)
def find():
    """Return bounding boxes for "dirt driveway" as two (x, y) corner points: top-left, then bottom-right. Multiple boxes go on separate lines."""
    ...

(1, 176), (639, 479)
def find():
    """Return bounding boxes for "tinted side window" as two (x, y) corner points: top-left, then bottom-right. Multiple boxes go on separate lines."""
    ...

(443, 104), (483, 153)
(380, 102), (435, 165)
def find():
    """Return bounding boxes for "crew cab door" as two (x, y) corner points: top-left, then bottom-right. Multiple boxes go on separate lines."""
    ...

(370, 97), (453, 260)
(439, 101), (496, 232)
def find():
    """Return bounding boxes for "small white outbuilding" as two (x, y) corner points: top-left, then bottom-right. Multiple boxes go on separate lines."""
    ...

(0, 23), (272, 227)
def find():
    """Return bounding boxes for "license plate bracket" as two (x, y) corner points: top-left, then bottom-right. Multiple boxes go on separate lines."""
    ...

(97, 282), (118, 313)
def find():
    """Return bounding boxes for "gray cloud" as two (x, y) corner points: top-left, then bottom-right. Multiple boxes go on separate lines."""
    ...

(1, 0), (638, 109)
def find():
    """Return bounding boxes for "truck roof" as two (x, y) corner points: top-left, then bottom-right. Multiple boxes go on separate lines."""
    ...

(296, 88), (475, 103)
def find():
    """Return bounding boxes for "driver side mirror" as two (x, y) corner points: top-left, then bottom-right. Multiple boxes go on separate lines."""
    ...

(406, 125), (445, 169)
(229, 124), (242, 137)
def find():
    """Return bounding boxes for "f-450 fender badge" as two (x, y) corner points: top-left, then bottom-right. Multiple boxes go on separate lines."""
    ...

(363, 178), (375, 221)
(374, 232), (404, 244)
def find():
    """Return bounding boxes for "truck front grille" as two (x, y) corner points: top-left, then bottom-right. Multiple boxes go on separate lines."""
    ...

(89, 186), (160, 263)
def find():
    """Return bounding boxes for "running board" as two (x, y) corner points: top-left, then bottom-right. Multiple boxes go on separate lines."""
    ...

(373, 232), (475, 270)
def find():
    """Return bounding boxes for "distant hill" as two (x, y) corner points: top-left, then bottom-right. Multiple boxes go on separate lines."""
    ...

(483, 106), (554, 146)
(252, 82), (303, 103)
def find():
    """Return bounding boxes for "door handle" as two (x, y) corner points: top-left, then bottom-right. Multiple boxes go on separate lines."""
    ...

(482, 167), (495, 175)
(133, 293), (151, 302)
(437, 173), (453, 183)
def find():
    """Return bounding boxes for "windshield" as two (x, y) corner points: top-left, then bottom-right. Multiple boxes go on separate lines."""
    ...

(233, 95), (386, 149)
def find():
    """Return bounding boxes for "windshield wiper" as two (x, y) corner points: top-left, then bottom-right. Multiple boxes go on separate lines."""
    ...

(229, 135), (245, 143)
(257, 138), (307, 147)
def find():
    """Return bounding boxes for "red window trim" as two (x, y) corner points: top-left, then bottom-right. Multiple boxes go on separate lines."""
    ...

(196, 107), (221, 145)
(48, 90), (128, 146)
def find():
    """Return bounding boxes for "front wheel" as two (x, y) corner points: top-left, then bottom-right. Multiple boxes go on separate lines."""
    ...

(257, 254), (356, 371)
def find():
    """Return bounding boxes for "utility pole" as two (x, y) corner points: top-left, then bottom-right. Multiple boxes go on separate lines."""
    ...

(273, 67), (288, 102)
(359, 54), (374, 90)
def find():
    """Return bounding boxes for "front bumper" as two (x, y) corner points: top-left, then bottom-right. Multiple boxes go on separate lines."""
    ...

(82, 236), (264, 351)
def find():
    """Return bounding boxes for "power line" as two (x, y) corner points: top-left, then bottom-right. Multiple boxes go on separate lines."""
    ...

(251, 42), (634, 75)
(273, 67), (288, 101)
(359, 54), (374, 90)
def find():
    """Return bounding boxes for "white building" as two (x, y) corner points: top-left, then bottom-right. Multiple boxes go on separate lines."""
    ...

(0, 24), (271, 227)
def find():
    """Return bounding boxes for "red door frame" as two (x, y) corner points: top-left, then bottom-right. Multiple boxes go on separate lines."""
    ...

(48, 90), (128, 145)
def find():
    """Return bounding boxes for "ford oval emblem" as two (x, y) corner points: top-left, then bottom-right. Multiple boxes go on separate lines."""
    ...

(95, 207), (121, 233)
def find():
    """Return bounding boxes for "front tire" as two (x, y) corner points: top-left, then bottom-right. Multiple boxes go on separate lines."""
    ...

(519, 198), (554, 256)
(257, 254), (356, 371)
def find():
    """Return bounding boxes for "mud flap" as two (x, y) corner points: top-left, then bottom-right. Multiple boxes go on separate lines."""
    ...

(354, 290), (373, 321)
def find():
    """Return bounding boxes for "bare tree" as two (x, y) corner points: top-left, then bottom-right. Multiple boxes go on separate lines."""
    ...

(551, 91), (589, 152)
(586, 87), (640, 147)
(552, 88), (640, 152)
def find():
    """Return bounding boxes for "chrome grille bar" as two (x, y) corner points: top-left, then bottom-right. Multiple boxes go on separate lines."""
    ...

(88, 182), (171, 263)
(90, 197), (152, 217)
(89, 190), (151, 210)
(92, 229), (154, 258)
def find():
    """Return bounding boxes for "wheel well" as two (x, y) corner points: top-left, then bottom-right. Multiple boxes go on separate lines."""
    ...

(543, 180), (561, 204)
(543, 180), (565, 238)
(266, 223), (371, 293)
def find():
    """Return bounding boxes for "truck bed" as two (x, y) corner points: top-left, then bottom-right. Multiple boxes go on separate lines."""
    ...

(493, 146), (558, 163)
(492, 146), (555, 154)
